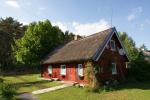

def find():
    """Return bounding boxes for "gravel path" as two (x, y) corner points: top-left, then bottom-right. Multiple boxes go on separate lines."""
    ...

(17, 92), (38, 100)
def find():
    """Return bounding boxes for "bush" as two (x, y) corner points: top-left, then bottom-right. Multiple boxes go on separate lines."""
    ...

(130, 59), (150, 81)
(0, 78), (3, 83)
(0, 83), (16, 100)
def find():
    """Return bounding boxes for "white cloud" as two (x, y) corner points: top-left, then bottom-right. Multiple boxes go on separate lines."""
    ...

(21, 21), (29, 25)
(5, 0), (20, 8)
(127, 14), (135, 22)
(72, 19), (110, 36)
(37, 7), (46, 15)
(52, 22), (68, 32)
(127, 7), (143, 21)
(140, 24), (144, 30)
(53, 19), (110, 36)
(39, 7), (46, 10)
(25, 2), (32, 6)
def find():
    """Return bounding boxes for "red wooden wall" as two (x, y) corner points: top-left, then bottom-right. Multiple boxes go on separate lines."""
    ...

(42, 33), (128, 83)
(96, 33), (128, 82)
(42, 63), (86, 83)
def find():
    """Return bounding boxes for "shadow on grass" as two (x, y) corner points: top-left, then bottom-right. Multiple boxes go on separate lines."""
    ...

(1, 71), (40, 77)
(115, 81), (150, 90)
(12, 80), (53, 90)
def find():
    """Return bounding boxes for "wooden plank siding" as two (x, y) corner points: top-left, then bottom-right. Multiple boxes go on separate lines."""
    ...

(42, 63), (86, 83)
(41, 30), (128, 84)
(96, 34), (127, 82)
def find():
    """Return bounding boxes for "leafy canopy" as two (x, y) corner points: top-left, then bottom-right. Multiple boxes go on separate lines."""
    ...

(15, 20), (65, 65)
(0, 17), (26, 71)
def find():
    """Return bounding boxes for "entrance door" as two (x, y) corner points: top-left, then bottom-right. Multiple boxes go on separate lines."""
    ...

(68, 65), (76, 81)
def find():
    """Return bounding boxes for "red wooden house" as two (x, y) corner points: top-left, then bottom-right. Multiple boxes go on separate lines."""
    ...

(41, 27), (129, 84)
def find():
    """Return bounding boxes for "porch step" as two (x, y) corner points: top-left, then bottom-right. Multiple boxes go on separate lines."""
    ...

(32, 84), (72, 94)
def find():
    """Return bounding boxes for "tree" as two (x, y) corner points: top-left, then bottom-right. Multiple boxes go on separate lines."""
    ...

(0, 17), (26, 71)
(15, 20), (65, 65)
(119, 32), (150, 81)
(0, 30), (13, 71)
(64, 31), (76, 42)
(0, 17), (26, 39)
(119, 32), (139, 61)
(139, 44), (147, 51)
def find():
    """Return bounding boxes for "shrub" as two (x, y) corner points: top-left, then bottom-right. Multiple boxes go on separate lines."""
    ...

(130, 59), (150, 81)
(0, 83), (16, 100)
(0, 78), (3, 83)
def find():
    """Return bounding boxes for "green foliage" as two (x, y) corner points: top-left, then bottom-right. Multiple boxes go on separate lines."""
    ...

(0, 78), (3, 83)
(119, 32), (150, 81)
(119, 32), (139, 61)
(15, 20), (65, 65)
(0, 17), (26, 71)
(85, 62), (102, 91)
(0, 83), (16, 100)
(130, 55), (150, 81)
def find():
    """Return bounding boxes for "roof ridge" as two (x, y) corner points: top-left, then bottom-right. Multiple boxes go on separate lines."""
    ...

(69, 27), (113, 44)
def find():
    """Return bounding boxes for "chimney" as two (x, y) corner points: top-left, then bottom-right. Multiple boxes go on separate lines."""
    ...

(74, 35), (78, 40)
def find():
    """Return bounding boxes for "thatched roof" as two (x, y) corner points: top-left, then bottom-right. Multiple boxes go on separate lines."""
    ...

(42, 27), (114, 64)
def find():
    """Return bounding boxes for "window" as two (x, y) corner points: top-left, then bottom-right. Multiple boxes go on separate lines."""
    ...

(110, 40), (116, 51)
(112, 63), (117, 75)
(60, 65), (66, 75)
(126, 62), (129, 68)
(48, 65), (52, 74)
(99, 67), (103, 73)
(78, 64), (83, 77)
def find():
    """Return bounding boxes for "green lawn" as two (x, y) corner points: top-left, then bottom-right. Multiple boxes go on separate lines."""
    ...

(2, 74), (150, 100)
(37, 82), (150, 100)
(2, 74), (62, 93)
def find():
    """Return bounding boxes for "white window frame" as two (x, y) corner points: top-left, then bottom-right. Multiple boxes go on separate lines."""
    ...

(48, 65), (52, 74)
(126, 62), (129, 68)
(110, 40), (116, 51)
(60, 65), (66, 76)
(78, 64), (83, 77)
(112, 63), (117, 75)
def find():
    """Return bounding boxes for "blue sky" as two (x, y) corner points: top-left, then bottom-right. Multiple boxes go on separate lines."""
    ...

(0, 0), (150, 49)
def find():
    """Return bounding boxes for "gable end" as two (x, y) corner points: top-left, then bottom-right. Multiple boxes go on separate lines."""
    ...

(93, 27), (129, 62)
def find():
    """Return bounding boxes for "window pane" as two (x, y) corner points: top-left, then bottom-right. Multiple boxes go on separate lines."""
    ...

(110, 40), (115, 50)
(78, 64), (83, 76)
(60, 65), (66, 75)
(112, 63), (117, 75)
(48, 66), (52, 74)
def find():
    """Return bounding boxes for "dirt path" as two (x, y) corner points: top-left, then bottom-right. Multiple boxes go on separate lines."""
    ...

(17, 92), (38, 100)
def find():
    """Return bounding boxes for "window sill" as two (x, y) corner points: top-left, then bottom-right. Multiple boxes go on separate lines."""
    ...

(111, 49), (116, 51)
(112, 73), (117, 75)
(78, 75), (84, 77)
(60, 74), (66, 76)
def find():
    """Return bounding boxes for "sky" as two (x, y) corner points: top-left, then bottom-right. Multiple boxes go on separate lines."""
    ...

(0, 0), (150, 49)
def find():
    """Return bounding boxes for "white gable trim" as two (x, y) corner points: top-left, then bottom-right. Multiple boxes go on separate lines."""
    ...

(113, 30), (130, 60)
(95, 31), (114, 61)
(95, 28), (129, 61)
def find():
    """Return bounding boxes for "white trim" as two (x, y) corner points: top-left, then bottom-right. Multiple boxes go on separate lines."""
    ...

(60, 65), (66, 75)
(78, 64), (83, 77)
(110, 40), (116, 51)
(96, 28), (129, 61)
(112, 63), (117, 75)
(114, 30), (130, 60)
(126, 62), (129, 68)
(96, 31), (114, 61)
(48, 65), (52, 74)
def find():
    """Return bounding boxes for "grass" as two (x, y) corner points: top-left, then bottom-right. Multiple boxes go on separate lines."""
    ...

(37, 81), (150, 100)
(2, 74), (62, 93)
(2, 74), (150, 100)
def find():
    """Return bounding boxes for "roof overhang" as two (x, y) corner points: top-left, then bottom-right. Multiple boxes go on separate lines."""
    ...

(92, 27), (130, 62)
